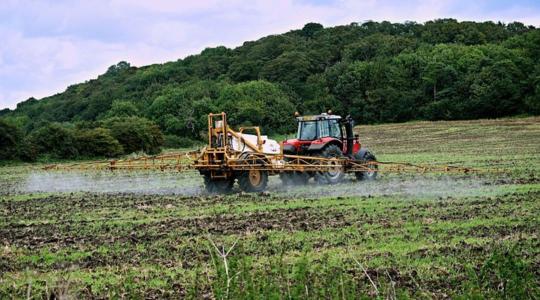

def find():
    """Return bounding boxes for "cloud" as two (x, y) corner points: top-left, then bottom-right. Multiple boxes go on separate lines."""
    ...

(0, 0), (539, 109)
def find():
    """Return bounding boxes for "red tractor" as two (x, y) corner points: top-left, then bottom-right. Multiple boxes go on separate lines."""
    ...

(281, 112), (377, 184)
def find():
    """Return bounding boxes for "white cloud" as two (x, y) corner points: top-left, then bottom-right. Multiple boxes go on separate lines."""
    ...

(0, 0), (538, 109)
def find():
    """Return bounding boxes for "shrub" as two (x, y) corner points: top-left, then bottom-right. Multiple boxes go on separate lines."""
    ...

(16, 138), (38, 162)
(101, 100), (140, 119)
(103, 117), (164, 155)
(75, 128), (123, 157)
(163, 135), (197, 148)
(0, 119), (21, 160)
(28, 123), (79, 159)
(217, 81), (296, 134)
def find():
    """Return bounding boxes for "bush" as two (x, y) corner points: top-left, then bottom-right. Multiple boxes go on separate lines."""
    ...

(217, 81), (296, 134)
(103, 117), (164, 155)
(163, 135), (197, 148)
(75, 128), (124, 157)
(0, 119), (21, 160)
(16, 138), (38, 162)
(101, 100), (140, 119)
(28, 123), (79, 159)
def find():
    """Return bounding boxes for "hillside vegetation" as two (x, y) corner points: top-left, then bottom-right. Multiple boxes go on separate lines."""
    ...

(1, 19), (540, 161)
(1, 117), (538, 298)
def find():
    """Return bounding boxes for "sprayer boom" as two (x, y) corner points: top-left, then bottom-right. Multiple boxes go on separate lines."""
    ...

(44, 112), (490, 193)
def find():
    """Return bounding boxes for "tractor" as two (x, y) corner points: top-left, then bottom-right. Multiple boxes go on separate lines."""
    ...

(281, 112), (377, 184)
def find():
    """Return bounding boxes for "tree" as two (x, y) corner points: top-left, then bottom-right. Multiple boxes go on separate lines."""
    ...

(524, 67), (540, 114)
(301, 23), (324, 38)
(217, 81), (296, 134)
(506, 22), (529, 35)
(0, 119), (21, 160)
(103, 117), (164, 155)
(28, 123), (79, 159)
(228, 60), (260, 82)
(343, 34), (416, 61)
(260, 51), (313, 98)
(102, 100), (140, 118)
(148, 81), (220, 137)
(469, 59), (524, 117)
(106, 61), (131, 75)
(76, 128), (124, 157)
(0, 19), (536, 155)
(184, 46), (232, 80)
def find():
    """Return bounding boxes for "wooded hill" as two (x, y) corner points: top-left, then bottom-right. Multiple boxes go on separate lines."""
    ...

(1, 19), (539, 160)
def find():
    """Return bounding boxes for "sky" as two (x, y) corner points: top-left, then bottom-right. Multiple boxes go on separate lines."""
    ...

(1, 0), (539, 110)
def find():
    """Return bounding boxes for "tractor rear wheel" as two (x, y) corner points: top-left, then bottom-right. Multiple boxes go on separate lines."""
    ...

(314, 144), (345, 184)
(239, 169), (268, 192)
(203, 174), (234, 193)
(237, 152), (269, 192)
(355, 151), (378, 181)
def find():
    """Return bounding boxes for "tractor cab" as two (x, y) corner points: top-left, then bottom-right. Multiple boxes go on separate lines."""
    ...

(283, 112), (360, 157)
(296, 114), (342, 141)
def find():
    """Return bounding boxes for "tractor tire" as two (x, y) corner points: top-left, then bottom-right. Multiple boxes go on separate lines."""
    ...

(354, 151), (378, 181)
(237, 152), (269, 192)
(238, 169), (268, 192)
(314, 144), (345, 184)
(279, 172), (309, 186)
(203, 174), (234, 193)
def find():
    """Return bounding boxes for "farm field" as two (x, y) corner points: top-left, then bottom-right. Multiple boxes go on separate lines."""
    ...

(1, 117), (539, 299)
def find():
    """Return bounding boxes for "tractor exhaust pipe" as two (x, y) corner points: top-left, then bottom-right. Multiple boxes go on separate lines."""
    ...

(345, 115), (354, 157)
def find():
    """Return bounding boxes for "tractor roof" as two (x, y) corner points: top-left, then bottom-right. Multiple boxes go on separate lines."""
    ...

(296, 113), (341, 121)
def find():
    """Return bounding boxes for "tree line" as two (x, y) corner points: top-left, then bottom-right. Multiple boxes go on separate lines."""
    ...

(1, 19), (539, 161)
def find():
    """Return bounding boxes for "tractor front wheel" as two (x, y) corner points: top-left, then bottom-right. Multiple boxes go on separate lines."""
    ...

(314, 144), (345, 184)
(239, 169), (268, 192)
(355, 151), (378, 181)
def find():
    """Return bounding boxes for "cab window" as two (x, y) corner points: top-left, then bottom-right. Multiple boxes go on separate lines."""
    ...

(318, 120), (330, 138)
(297, 121), (317, 140)
(329, 119), (341, 139)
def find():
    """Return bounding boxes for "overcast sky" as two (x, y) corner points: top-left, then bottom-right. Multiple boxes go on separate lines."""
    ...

(1, 0), (539, 109)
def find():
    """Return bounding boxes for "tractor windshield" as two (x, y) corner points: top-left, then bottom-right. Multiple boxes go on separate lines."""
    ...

(297, 121), (318, 140)
(318, 119), (342, 139)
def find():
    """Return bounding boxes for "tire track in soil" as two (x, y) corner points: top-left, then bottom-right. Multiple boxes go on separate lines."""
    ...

(3, 191), (538, 250)
(0, 207), (351, 250)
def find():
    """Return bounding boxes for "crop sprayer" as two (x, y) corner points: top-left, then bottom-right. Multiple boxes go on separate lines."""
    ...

(44, 112), (481, 193)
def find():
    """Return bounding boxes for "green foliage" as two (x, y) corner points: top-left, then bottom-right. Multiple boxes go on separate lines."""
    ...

(101, 100), (140, 119)
(301, 22), (324, 38)
(28, 123), (79, 159)
(1, 20), (539, 160)
(217, 81), (296, 134)
(260, 51), (313, 98)
(75, 128), (124, 157)
(16, 138), (39, 162)
(105, 61), (131, 75)
(148, 81), (220, 138)
(0, 119), (21, 160)
(460, 245), (539, 299)
(103, 117), (164, 155)
(1, 121), (124, 160)
(204, 242), (376, 299)
(524, 66), (540, 114)
(163, 134), (197, 148)
(343, 34), (416, 61)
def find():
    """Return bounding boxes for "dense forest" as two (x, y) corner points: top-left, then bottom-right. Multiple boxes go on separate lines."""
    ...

(1, 19), (539, 161)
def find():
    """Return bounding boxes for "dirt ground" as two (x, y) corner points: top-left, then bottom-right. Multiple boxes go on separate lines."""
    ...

(1, 117), (539, 298)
